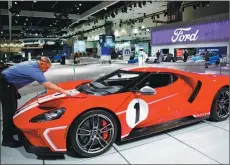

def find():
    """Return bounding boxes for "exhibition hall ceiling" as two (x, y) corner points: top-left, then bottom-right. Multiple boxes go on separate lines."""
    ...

(0, 1), (118, 40)
(0, 1), (214, 41)
(0, 1), (169, 41)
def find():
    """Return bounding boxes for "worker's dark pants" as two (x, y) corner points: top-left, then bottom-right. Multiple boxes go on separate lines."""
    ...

(0, 74), (18, 141)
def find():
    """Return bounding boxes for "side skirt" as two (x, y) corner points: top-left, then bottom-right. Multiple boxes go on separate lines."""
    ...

(117, 116), (208, 144)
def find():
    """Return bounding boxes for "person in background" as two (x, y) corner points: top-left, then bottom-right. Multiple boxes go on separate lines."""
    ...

(138, 48), (148, 67)
(156, 50), (161, 61)
(183, 50), (189, 62)
(204, 50), (209, 68)
(0, 56), (76, 148)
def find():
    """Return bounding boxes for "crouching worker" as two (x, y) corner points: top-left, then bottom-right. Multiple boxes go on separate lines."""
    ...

(0, 56), (74, 148)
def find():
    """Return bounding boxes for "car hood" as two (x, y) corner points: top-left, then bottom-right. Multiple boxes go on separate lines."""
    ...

(17, 80), (91, 111)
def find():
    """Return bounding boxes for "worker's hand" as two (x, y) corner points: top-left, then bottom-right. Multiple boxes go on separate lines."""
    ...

(64, 90), (78, 97)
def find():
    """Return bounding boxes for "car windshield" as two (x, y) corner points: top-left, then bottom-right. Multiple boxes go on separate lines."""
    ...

(76, 69), (143, 96)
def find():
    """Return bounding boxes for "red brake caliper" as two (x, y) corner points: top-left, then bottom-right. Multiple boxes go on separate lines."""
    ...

(101, 120), (109, 140)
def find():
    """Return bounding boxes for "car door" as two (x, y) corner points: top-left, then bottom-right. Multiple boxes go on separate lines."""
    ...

(129, 73), (183, 127)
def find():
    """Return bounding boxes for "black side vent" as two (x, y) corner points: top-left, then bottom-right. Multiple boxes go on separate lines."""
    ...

(188, 80), (202, 103)
(38, 106), (56, 110)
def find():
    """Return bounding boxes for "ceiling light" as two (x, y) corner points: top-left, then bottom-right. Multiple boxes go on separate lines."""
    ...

(79, 3), (81, 6)
(104, 7), (107, 10)
(77, 8), (79, 10)
(26, 18), (28, 21)
(181, 6), (184, 12)
(206, 2), (210, 6)
(33, 1), (36, 3)
(111, 12), (115, 18)
(201, 2), (205, 7)
(124, 7), (127, 13)
(193, 4), (197, 10)
(129, 4), (132, 9)
(17, 14), (20, 17)
(14, 2), (17, 4)
(138, 2), (142, 8)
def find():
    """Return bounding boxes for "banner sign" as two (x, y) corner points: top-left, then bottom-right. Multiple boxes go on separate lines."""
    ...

(151, 19), (229, 45)
(123, 47), (131, 56)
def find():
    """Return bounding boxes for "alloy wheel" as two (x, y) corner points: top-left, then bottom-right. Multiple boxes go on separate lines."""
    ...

(216, 90), (229, 118)
(76, 114), (115, 154)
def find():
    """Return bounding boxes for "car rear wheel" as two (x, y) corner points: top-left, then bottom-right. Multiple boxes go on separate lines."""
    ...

(68, 110), (118, 158)
(209, 87), (229, 121)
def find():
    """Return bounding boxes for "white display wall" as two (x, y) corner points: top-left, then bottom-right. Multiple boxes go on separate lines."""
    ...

(73, 40), (86, 53)
(135, 42), (149, 55)
(151, 42), (229, 56)
(115, 42), (131, 51)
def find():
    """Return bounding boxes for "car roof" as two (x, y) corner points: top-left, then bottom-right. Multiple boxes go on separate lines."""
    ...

(120, 66), (183, 74)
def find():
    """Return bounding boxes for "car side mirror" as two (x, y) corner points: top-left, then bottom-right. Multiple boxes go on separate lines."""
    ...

(139, 86), (157, 95)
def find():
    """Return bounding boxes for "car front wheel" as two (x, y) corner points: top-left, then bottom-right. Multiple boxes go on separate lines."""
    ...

(68, 109), (118, 158)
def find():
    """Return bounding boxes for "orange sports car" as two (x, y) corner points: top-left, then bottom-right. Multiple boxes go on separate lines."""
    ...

(14, 67), (229, 158)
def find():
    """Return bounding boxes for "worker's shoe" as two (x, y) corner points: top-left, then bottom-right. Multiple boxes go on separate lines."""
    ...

(2, 139), (22, 148)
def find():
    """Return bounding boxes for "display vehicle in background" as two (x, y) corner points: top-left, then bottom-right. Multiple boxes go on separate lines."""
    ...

(189, 52), (222, 65)
(14, 67), (229, 158)
(145, 54), (175, 63)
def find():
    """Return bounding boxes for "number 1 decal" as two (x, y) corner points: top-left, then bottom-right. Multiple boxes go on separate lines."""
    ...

(126, 99), (149, 128)
(134, 102), (140, 124)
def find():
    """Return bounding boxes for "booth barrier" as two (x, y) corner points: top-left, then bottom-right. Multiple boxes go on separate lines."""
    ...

(150, 61), (207, 73)
(66, 57), (100, 65)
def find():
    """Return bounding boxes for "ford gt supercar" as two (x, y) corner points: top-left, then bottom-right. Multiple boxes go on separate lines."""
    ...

(14, 67), (229, 158)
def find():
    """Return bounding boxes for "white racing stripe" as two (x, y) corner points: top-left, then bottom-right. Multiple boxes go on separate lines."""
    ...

(147, 93), (178, 105)
(14, 89), (79, 118)
(121, 133), (130, 138)
(43, 126), (68, 152)
(13, 102), (39, 119)
(116, 93), (178, 116)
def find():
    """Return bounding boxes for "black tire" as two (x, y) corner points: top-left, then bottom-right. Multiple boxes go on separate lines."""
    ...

(68, 109), (118, 158)
(209, 87), (229, 121)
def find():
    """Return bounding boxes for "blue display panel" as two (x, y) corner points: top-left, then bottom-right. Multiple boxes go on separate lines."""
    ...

(197, 46), (227, 55)
(99, 35), (115, 56)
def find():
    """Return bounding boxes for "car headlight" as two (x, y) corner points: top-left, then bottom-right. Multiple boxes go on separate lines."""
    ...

(30, 108), (66, 123)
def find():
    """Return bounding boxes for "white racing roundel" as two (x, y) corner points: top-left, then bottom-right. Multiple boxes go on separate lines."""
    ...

(126, 99), (149, 128)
